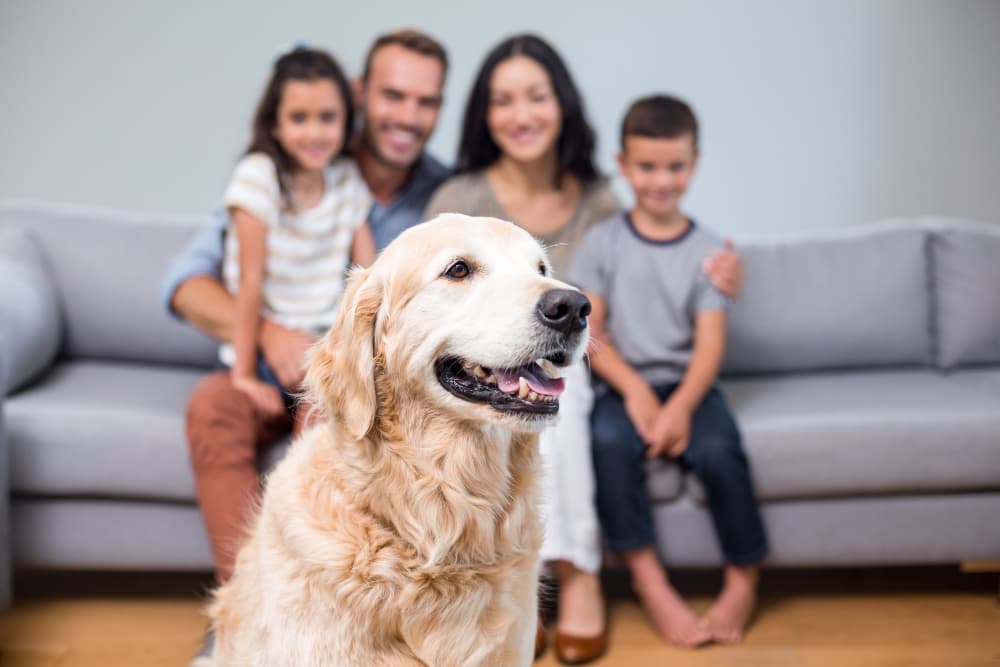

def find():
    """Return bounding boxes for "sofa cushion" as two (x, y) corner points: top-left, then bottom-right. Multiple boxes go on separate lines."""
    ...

(7, 360), (207, 501)
(696, 369), (1000, 502)
(931, 220), (1000, 368)
(0, 226), (62, 394)
(0, 204), (217, 368)
(646, 458), (684, 502)
(723, 222), (932, 374)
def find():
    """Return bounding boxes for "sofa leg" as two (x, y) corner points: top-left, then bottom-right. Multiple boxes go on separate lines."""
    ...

(960, 561), (1000, 603)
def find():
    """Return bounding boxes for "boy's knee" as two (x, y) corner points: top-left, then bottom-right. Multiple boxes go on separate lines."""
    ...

(691, 432), (746, 481)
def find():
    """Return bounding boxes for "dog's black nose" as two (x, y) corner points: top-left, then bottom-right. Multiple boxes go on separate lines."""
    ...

(537, 289), (591, 335)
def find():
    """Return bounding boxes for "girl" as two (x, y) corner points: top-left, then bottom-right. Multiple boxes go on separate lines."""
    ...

(221, 47), (376, 419)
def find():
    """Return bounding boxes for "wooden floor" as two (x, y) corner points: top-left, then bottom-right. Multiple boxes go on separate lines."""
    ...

(0, 567), (998, 666)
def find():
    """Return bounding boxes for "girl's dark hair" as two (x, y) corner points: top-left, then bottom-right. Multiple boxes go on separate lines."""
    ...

(455, 34), (599, 188)
(245, 47), (354, 200)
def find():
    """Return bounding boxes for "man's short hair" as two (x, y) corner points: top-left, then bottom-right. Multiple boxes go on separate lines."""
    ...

(621, 95), (699, 151)
(362, 28), (448, 82)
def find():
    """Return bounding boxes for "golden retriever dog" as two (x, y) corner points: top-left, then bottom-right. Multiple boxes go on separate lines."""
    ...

(208, 214), (591, 666)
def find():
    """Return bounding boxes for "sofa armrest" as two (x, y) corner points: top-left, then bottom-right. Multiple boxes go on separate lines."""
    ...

(0, 225), (63, 396)
(0, 355), (11, 609)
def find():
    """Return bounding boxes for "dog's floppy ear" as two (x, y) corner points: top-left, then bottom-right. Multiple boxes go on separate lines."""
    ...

(304, 266), (383, 441)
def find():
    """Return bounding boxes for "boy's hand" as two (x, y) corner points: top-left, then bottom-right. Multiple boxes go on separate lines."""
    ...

(646, 402), (692, 459)
(624, 383), (661, 442)
(231, 373), (286, 418)
(702, 238), (744, 299)
(259, 320), (317, 390)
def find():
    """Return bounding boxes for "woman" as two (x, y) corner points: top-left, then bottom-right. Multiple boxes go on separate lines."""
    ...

(425, 34), (741, 664)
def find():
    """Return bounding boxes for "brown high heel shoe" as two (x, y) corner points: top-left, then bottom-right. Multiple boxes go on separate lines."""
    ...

(534, 616), (548, 660)
(554, 625), (607, 665)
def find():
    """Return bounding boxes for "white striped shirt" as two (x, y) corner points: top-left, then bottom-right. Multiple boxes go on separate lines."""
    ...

(219, 153), (371, 365)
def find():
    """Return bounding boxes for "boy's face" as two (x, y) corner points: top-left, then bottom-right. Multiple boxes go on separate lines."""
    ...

(617, 134), (698, 219)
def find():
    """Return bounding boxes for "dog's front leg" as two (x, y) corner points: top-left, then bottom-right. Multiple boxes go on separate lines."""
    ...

(488, 565), (539, 667)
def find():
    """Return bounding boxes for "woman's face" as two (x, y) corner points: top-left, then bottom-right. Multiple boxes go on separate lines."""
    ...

(486, 55), (562, 166)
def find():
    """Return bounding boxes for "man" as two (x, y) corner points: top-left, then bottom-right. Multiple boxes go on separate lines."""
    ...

(159, 29), (449, 666)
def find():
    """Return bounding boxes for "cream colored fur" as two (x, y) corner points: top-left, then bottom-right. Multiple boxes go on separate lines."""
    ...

(209, 214), (588, 666)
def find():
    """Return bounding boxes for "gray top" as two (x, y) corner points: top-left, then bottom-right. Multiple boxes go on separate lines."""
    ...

(567, 213), (728, 387)
(424, 170), (620, 279)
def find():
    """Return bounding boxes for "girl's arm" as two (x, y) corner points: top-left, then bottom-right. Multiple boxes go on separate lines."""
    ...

(231, 208), (285, 415)
(350, 221), (377, 268)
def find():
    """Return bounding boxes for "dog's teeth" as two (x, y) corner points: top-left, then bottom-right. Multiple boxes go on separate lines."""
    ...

(518, 377), (529, 399)
(527, 390), (539, 402)
(484, 374), (496, 385)
(537, 358), (566, 379)
(473, 365), (487, 380)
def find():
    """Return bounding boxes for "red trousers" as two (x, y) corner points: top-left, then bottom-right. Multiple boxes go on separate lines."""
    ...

(185, 371), (292, 582)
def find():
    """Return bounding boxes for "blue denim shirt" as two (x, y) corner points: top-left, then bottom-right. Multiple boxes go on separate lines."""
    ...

(158, 152), (450, 319)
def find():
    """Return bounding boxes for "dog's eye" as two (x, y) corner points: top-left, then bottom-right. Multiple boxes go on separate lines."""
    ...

(538, 262), (547, 277)
(444, 260), (472, 280)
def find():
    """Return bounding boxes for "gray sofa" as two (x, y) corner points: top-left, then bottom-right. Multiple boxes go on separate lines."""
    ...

(2, 203), (999, 608)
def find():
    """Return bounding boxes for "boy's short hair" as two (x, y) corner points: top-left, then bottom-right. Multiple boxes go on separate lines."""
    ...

(362, 28), (449, 82)
(620, 95), (699, 151)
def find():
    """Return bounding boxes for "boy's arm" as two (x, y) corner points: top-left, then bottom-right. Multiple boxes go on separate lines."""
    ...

(585, 291), (661, 440)
(648, 309), (726, 458)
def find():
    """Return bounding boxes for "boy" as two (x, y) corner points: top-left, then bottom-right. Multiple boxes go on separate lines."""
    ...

(567, 95), (767, 647)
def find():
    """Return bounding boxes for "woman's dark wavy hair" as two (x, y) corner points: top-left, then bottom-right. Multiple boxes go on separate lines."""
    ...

(456, 34), (599, 188)
(245, 47), (354, 202)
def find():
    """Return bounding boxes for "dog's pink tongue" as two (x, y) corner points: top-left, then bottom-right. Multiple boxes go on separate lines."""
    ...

(493, 366), (566, 396)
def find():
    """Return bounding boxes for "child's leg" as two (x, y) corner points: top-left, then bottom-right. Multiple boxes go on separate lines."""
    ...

(680, 387), (767, 642)
(591, 390), (711, 648)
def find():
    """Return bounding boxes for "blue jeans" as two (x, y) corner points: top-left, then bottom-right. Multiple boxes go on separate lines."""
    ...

(591, 384), (768, 565)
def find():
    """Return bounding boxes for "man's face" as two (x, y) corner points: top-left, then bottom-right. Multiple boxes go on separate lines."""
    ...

(359, 44), (445, 170)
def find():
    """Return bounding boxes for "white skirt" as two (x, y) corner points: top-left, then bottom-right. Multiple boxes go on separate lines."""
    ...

(537, 361), (602, 573)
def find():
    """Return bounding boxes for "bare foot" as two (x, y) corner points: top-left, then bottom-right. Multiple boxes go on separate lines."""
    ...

(702, 565), (758, 643)
(555, 562), (605, 637)
(624, 547), (711, 648)
(636, 577), (713, 647)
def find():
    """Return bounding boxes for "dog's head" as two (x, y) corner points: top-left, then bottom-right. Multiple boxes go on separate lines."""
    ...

(305, 213), (590, 441)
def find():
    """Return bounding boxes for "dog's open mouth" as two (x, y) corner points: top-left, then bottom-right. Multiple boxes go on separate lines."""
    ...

(435, 353), (571, 414)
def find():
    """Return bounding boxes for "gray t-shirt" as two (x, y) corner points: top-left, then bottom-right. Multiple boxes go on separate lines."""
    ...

(567, 213), (728, 387)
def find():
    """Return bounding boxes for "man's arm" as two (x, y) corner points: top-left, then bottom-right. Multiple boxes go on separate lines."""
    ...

(647, 309), (726, 458)
(171, 275), (235, 342)
(585, 291), (661, 440)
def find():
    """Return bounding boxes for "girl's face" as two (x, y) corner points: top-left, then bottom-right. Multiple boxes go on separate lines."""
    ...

(486, 56), (562, 166)
(272, 78), (346, 174)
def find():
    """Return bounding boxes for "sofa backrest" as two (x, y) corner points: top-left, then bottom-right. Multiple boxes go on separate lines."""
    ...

(723, 221), (934, 374)
(0, 203), (218, 369)
(930, 218), (1000, 368)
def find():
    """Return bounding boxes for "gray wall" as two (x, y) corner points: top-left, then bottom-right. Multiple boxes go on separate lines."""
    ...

(2, 0), (998, 237)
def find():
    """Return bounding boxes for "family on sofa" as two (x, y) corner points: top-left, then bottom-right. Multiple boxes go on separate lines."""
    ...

(3, 23), (998, 667)
(161, 27), (755, 664)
